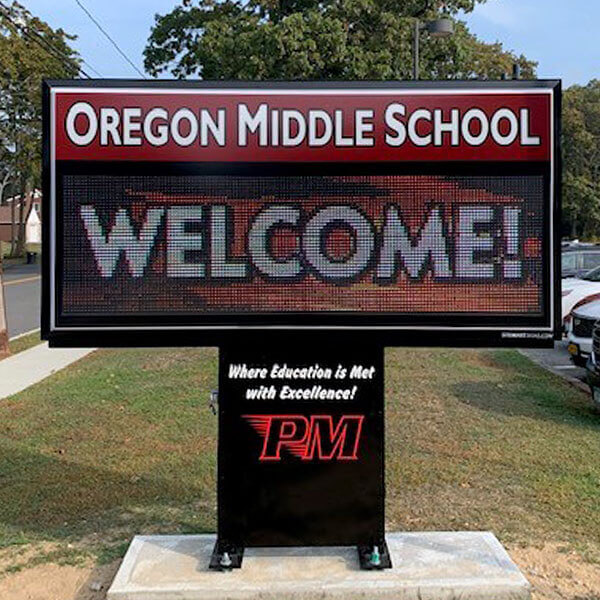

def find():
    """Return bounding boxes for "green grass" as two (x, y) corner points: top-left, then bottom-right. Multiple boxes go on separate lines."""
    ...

(0, 347), (219, 573)
(0, 346), (598, 574)
(385, 348), (600, 545)
(6, 331), (42, 357)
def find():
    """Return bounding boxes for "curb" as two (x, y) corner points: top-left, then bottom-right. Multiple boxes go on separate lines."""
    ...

(518, 349), (590, 394)
(9, 328), (40, 342)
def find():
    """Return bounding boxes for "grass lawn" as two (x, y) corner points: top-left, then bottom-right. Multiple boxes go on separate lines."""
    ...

(0, 347), (599, 575)
(6, 331), (42, 357)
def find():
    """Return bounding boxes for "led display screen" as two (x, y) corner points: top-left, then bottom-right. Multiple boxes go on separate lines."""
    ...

(61, 173), (544, 316)
(43, 81), (560, 346)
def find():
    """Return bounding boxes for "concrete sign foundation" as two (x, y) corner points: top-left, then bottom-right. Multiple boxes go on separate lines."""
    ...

(108, 532), (530, 600)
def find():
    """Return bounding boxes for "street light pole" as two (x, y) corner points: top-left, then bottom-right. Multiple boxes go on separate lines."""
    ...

(412, 17), (454, 80)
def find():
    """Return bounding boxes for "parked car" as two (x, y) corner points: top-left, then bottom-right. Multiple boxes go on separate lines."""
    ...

(567, 300), (600, 366)
(562, 244), (600, 278)
(585, 321), (600, 410)
(562, 264), (600, 325)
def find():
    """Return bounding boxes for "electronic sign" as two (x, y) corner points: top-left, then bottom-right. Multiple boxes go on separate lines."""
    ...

(42, 80), (560, 347)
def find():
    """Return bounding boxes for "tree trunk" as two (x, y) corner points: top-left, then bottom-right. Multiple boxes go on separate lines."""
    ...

(9, 191), (16, 257)
(0, 253), (9, 357)
(15, 178), (29, 257)
(0, 171), (10, 207)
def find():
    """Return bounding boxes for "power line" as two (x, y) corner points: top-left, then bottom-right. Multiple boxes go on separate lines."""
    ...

(26, 20), (102, 77)
(73, 0), (146, 78)
(0, 2), (93, 78)
(30, 26), (103, 77)
(0, 2), (89, 77)
(12, 1), (103, 76)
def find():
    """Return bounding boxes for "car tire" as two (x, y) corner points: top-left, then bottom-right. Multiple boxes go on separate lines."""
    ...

(573, 355), (588, 368)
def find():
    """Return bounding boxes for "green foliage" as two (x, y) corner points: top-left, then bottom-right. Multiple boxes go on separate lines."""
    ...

(562, 80), (600, 239)
(144, 0), (536, 80)
(0, 1), (80, 182)
(0, 2), (80, 255)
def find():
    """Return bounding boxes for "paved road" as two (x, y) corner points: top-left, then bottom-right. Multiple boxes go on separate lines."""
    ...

(521, 338), (588, 391)
(2, 263), (41, 338)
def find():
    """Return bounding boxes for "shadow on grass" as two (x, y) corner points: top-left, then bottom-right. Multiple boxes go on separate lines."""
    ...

(451, 379), (600, 428)
(0, 442), (216, 546)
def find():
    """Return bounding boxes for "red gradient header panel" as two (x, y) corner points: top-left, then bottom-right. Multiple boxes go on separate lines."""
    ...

(53, 89), (551, 162)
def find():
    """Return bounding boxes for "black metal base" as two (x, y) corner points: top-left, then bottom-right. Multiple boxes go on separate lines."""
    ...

(209, 540), (391, 571)
(357, 539), (393, 570)
(209, 540), (245, 570)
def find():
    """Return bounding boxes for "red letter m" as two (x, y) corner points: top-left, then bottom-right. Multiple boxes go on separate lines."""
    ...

(304, 415), (364, 461)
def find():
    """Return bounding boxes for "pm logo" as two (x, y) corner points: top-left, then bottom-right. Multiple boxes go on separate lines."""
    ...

(243, 414), (364, 462)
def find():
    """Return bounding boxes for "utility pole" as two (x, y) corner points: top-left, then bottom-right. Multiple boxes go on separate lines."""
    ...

(0, 252), (9, 356)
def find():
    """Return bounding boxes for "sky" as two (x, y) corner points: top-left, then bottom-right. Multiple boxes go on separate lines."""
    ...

(18, 0), (599, 86)
(462, 0), (598, 86)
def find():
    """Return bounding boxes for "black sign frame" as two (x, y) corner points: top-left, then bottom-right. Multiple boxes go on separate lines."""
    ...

(42, 79), (561, 348)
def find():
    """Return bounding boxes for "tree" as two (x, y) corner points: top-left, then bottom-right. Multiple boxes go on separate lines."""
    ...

(0, 144), (14, 206)
(0, 1), (80, 256)
(144, 0), (536, 81)
(0, 253), (7, 357)
(562, 80), (600, 240)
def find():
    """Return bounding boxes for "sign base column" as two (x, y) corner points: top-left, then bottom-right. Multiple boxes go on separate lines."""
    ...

(212, 339), (389, 570)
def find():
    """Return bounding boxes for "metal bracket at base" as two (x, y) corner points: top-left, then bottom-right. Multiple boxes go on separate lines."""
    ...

(209, 540), (390, 571)
(357, 539), (393, 570)
(209, 540), (244, 571)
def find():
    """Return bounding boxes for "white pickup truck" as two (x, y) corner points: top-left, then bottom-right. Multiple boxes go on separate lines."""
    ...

(566, 299), (600, 366)
(562, 265), (600, 326)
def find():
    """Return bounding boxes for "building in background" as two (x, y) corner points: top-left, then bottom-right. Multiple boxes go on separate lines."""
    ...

(0, 191), (42, 247)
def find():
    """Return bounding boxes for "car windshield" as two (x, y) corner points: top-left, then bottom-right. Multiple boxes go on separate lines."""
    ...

(582, 265), (600, 281)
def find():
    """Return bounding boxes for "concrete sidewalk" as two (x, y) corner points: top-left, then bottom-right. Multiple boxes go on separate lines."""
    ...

(0, 342), (95, 399)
